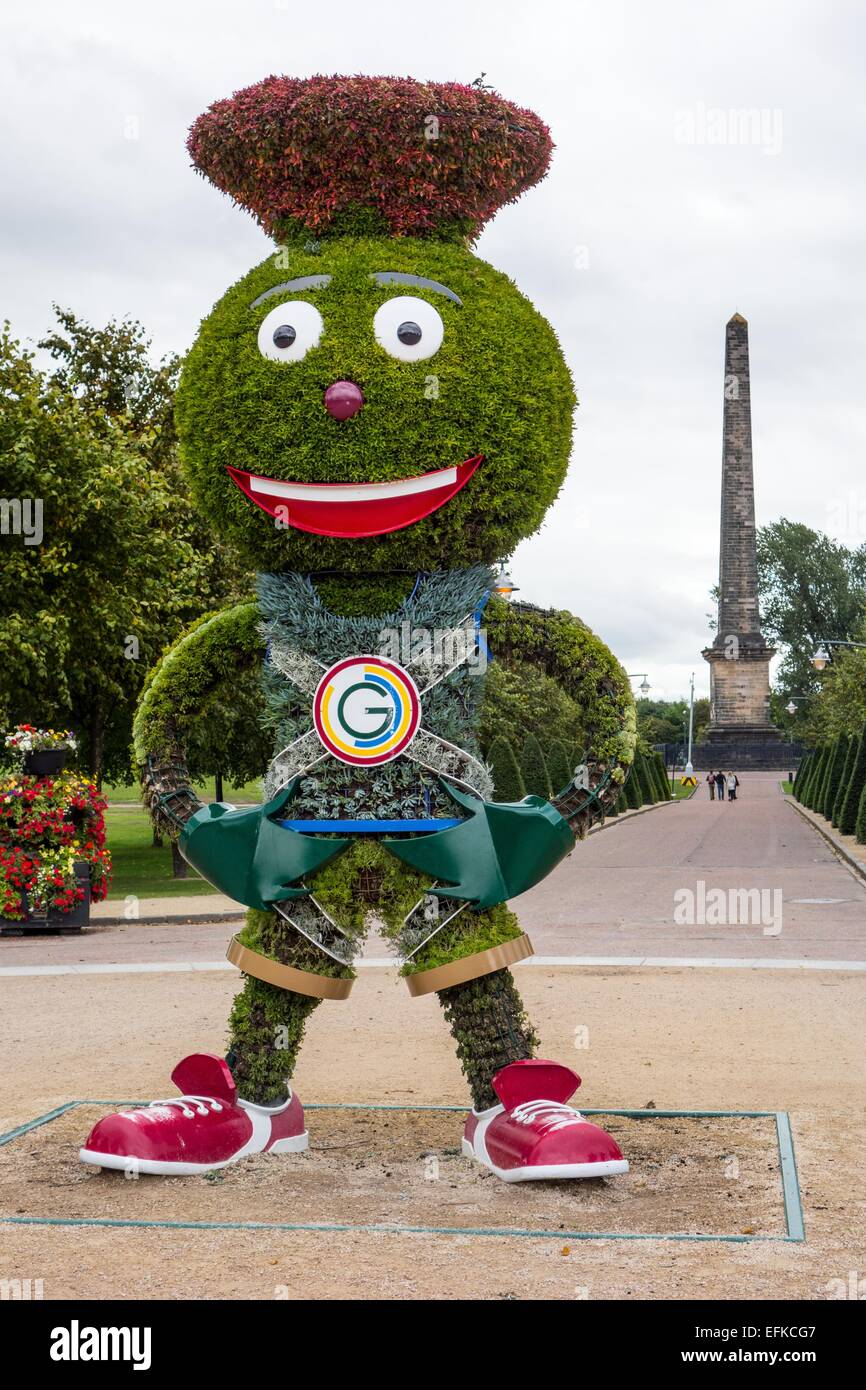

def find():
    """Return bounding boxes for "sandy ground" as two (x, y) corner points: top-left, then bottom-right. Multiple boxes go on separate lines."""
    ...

(1, 964), (864, 1299)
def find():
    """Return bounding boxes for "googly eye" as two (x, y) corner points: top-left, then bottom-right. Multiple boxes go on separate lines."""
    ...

(257, 301), (324, 362)
(373, 295), (444, 362)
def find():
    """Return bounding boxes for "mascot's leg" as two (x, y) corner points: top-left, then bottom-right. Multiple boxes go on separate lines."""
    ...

(225, 908), (353, 1105)
(80, 868), (361, 1177)
(438, 965), (539, 1110)
(394, 899), (629, 1184)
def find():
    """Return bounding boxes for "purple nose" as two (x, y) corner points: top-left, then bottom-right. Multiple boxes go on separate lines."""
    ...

(324, 380), (364, 420)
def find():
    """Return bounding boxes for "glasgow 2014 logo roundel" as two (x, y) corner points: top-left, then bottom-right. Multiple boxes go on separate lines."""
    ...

(312, 656), (422, 766)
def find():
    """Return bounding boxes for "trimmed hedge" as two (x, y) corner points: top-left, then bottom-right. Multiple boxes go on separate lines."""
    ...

(821, 735), (848, 819)
(624, 764), (642, 809)
(488, 736), (525, 802)
(650, 751), (670, 800)
(546, 741), (573, 797)
(793, 751), (811, 802)
(634, 752), (656, 804)
(833, 738), (858, 826)
(804, 746), (826, 810)
(839, 727), (866, 836)
(808, 748), (828, 809)
(520, 733), (552, 799)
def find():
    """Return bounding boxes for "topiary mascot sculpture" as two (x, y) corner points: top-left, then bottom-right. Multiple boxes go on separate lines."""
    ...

(81, 76), (636, 1182)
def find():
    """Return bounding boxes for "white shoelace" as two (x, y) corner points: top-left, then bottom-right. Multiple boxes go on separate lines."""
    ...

(148, 1095), (224, 1119)
(511, 1100), (584, 1133)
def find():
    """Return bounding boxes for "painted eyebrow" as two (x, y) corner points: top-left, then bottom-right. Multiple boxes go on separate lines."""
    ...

(250, 275), (332, 307)
(371, 272), (462, 306)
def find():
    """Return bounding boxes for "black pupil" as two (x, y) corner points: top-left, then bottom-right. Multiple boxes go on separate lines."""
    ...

(397, 320), (422, 345)
(273, 324), (296, 349)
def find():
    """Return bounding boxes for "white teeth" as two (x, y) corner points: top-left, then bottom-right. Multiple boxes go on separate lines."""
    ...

(248, 467), (458, 503)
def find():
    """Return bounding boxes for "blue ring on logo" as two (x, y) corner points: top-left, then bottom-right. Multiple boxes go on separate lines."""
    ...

(353, 671), (404, 748)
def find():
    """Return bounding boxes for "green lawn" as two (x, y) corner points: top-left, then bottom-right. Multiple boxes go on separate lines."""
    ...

(103, 807), (220, 900)
(669, 780), (695, 799)
(781, 780), (794, 794)
(103, 777), (262, 804)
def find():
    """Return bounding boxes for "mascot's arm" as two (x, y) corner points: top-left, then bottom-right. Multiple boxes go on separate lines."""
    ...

(483, 596), (636, 837)
(132, 602), (265, 836)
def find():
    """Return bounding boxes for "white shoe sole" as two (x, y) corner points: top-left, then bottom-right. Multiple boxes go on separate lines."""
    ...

(462, 1136), (629, 1182)
(79, 1130), (309, 1176)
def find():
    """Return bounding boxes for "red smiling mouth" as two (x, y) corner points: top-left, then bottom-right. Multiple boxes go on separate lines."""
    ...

(226, 456), (483, 538)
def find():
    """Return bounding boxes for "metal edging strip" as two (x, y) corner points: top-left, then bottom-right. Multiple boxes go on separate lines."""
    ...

(0, 1102), (806, 1244)
(775, 1110), (805, 1242)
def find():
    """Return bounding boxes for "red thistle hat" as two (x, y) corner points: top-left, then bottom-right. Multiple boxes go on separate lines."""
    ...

(187, 74), (553, 242)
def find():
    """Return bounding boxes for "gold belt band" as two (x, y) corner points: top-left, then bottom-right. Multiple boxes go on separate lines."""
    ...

(404, 932), (534, 997)
(226, 935), (354, 1000)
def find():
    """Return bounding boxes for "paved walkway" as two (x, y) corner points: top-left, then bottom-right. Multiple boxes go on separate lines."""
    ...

(2, 772), (865, 969)
(514, 771), (866, 960)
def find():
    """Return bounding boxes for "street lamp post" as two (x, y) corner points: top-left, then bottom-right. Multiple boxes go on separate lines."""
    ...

(785, 694), (811, 716)
(811, 640), (866, 671)
(628, 672), (651, 696)
(685, 671), (695, 776)
(494, 563), (519, 601)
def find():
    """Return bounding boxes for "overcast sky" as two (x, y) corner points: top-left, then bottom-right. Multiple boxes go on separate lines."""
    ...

(3, 0), (865, 700)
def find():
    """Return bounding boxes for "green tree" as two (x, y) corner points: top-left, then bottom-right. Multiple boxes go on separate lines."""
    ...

(856, 779), (866, 844)
(488, 737), (525, 802)
(756, 520), (866, 738)
(803, 623), (866, 748)
(637, 696), (710, 751)
(839, 727), (866, 836)
(0, 318), (251, 783)
(38, 305), (179, 459)
(519, 733), (552, 799)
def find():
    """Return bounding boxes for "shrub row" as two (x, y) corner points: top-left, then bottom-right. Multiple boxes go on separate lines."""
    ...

(488, 739), (669, 814)
(794, 723), (866, 840)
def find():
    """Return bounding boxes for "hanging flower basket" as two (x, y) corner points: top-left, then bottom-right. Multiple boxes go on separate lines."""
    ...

(5, 725), (77, 780)
(23, 748), (68, 778)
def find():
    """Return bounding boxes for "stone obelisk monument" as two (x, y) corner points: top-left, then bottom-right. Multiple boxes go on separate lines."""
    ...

(700, 313), (782, 762)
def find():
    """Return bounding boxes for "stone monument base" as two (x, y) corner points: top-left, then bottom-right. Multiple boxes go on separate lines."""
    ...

(690, 734), (803, 772)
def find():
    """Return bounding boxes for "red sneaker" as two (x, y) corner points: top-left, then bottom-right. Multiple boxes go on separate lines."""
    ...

(79, 1053), (307, 1176)
(462, 1059), (628, 1182)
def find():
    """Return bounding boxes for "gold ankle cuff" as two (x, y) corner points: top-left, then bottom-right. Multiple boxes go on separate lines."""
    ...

(227, 935), (354, 999)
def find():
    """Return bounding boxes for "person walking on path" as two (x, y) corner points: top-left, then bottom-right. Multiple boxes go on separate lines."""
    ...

(707, 770), (716, 800)
(727, 771), (739, 802)
(715, 770), (726, 803)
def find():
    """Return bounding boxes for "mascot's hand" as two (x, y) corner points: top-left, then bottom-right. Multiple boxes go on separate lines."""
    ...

(178, 779), (349, 911)
(382, 779), (575, 910)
